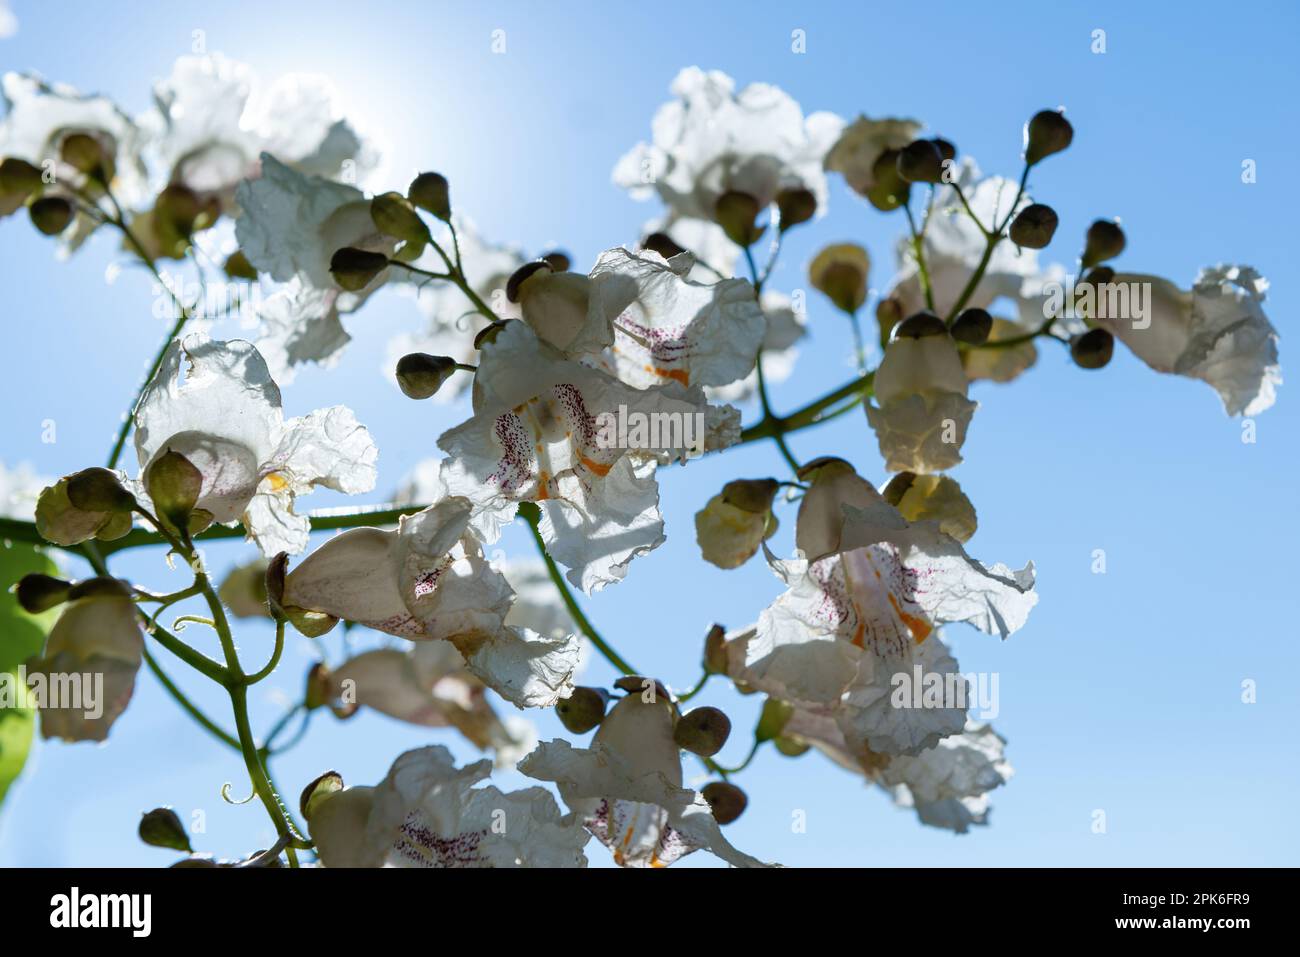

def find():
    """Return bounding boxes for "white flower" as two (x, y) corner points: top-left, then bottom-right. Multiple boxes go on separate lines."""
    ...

(1094, 265), (1280, 416)
(585, 246), (766, 389)
(307, 745), (590, 867)
(132, 334), (377, 555)
(889, 161), (1038, 318)
(519, 695), (772, 868)
(707, 291), (808, 403)
(734, 462), (1035, 756)
(0, 72), (147, 243)
(142, 54), (369, 214)
(252, 279), (350, 384)
(500, 559), (577, 642)
(281, 497), (580, 708)
(387, 219), (523, 402)
(824, 114), (922, 196)
(0, 460), (46, 520)
(642, 216), (739, 280)
(27, 578), (142, 743)
(866, 330), (976, 473)
(613, 67), (843, 222)
(436, 320), (716, 593)
(326, 642), (534, 767)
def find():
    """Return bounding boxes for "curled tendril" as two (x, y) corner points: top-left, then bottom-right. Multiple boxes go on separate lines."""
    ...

(453, 309), (479, 333)
(221, 781), (257, 805)
(172, 614), (215, 631)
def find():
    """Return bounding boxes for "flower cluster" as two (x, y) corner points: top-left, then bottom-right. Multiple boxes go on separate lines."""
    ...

(1, 57), (1280, 870)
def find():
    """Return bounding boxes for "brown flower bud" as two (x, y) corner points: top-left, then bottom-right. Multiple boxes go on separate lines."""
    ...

(673, 706), (732, 757)
(395, 352), (459, 400)
(139, 808), (192, 853)
(896, 138), (945, 184)
(66, 467), (135, 513)
(1070, 328), (1114, 369)
(556, 686), (608, 734)
(1008, 203), (1059, 249)
(701, 781), (747, 825)
(950, 307), (993, 345)
(328, 247), (388, 291)
(1082, 219), (1126, 269)
(1024, 110), (1073, 165)
(776, 187), (817, 231)
(408, 172), (451, 221)
(713, 190), (764, 247)
(30, 196), (73, 236)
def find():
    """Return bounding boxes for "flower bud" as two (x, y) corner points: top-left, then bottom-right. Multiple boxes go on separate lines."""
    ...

(673, 706), (731, 757)
(875, 296), (904, 340)
(223, 249), (258, 280)
(809, 243), (870, 314)
(641, 232), (686, 260)
(329, 247), (388, 291)
(506, 261), (550, 303)
(30, 196), (73, 236)
(1070, 328), (1114, 369)
(776, 187), (817, 231)
(155, 183), (216, 244)
(754, 697), (794, 742)
(713, 190), (763, 247)
(395, 352), (458, 400)
(1024, 110), (1073, 165)
(473, 319), (513, 349)
(1082, 219), (1126, 269)
(299, 770), (345, 821)
(304, 661), (333, 711)
(138, 808), (192, 853)
(541, 250), (571, 272)
(15, 573), (72, 614)
(66, 467), (135, 513)
(371, 191), (431, 245)
(696, 479), (778, 569)
(721, 477), (779, 514)
(407, 172), (451, 221)
(703, 623), (728, 675)
(931, 137), (957, 162)
(892, 311), (948, 340)
(774, 737), (810, 757)
(60, 133), (109, 180)
(0, 157), (43, 201)
(866, 148), (911, 211)
(896, 138), (945, 184)
(1008, 203), (1059, 249)
(701, 781), (747, 825)
(950, 307), (993, 345)
(145, 449), (202, 530)
(613, 675), (669, 701)
(556, 686), (608, 734)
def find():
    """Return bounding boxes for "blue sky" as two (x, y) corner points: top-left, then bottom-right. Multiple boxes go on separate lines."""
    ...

(2, 0), (1297, 867)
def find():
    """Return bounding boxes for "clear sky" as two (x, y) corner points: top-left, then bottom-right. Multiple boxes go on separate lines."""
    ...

(2, 0), (1297, 867)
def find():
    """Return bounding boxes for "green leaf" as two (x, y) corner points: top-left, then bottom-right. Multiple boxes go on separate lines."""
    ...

(0, 540), (59, 808)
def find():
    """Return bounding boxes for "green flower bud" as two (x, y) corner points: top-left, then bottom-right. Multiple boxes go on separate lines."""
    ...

(774, 737), (810, 757)
(866, 148), (911, 211)
(641, 232), (687, 260)
(673, 706), (731, 757)
(139, 807), (192, 853)
(66, 467), (135, 513)
(720, 477), (779, 514)
(950, 307), (993, 345)
(703, 623), (728, 675)
(0, 157), (43, 202)
(299, 770), (345, 820)
(1024, 110), (1073, 165)
(541, 250), (572, 273)
(893, 311), (948, 339)
(145, 449), (202, 530)
(1008, 203), (1059, 249)
(701, 781), (747, 825)
(809, 243), (870, 314)
(15, 573), (72, 614)
(1082, 219), (1126, 269)
(776, 187), (817, 231)
(755, 697), (794, 742)
(329, 246), (388, 291)
(223, 249), (258, 280)
(556, 686), (608, 734)
(30, 196), (73, 236)
(407, 172), (451, 221)
(395, 352), (458, 400)
(371, 191), (431, 245)
(896, 138), (945, 184)
(60, 133), (109, 180)
(304, 662), (333, 711)
(1070, 328), (1114, 369)
(713, 190), (764, 247)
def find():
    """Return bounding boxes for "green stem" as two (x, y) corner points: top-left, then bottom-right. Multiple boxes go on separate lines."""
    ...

(244, 618), (286, 685)
(904, 204), (937, 313)
(518, 503), (638, 676)
(944, 164), (1030, 324)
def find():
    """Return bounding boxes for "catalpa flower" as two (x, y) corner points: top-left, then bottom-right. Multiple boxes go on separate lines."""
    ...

(707, 291), (808, 403)
(437, 319), (726, 593)
(865, 319), (977, 473)
(25, 578), (143, 743)
(518, 694), (771, 868)
(735, 459), (1035, 756)
(305, 745), (590, 868)
(889, 161), (1039, 318)
(280, 496), (580, 708)
(0, 72), (147, 245)
(824, 114), (922, 198)
(613, 67), (843, 222)
(132, 334), (377, 555)
(387, 219), (523, 402)
(585, 246), (766, 389)
(324, 642), (535, 767)
(1093, 265), (1280, 416)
